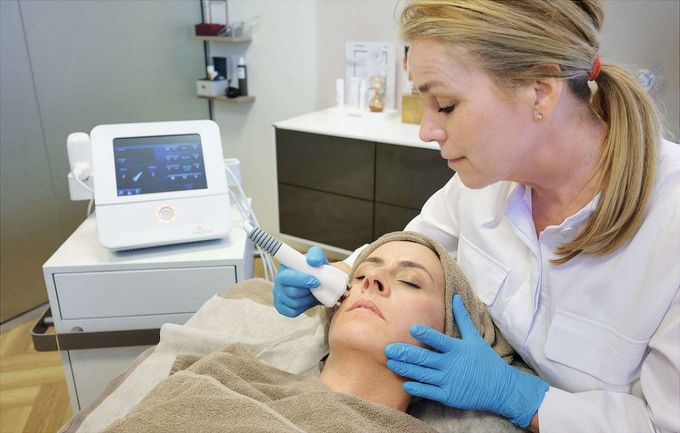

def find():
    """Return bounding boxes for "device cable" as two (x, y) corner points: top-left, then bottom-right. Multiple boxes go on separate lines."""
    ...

(224, 163), (277, 281)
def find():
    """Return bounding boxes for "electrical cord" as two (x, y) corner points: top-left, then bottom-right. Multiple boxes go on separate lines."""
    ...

(231, 190), (273, 281)
(224, 163), (277, 281)
(87, 198), (95, 217)
(229, 189), (276, 281)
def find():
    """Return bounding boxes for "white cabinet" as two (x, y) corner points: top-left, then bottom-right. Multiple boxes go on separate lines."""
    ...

(39, 209), (253, 412)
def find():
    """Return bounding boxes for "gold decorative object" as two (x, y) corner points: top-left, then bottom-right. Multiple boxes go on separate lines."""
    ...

(368, 74), (386, 112)
(402, 92), (425, 124)
(400, 45), (424, 124)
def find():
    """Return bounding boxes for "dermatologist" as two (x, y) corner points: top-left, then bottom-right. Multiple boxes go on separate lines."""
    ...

(273, 1), (680, 432)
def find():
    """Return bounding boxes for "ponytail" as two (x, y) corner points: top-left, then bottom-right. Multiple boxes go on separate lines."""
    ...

(553, 64), (660, 263)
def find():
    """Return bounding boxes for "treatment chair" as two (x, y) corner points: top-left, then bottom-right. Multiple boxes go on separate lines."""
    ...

(56, 278), (527, 433)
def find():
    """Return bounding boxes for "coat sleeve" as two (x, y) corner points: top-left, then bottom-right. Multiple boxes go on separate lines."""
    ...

(538, 286), (680, 433)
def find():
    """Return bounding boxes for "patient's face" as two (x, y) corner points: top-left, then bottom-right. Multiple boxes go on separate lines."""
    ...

(328, 241), (446, 361)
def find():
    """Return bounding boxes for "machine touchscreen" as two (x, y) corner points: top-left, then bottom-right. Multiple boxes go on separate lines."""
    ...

(113, 134), (208, 196)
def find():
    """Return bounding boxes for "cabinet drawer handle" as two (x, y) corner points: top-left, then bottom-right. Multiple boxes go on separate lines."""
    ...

(31, 308), (160, 352)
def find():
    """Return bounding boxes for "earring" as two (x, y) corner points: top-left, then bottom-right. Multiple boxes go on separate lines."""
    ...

(534, 112), (544, 121)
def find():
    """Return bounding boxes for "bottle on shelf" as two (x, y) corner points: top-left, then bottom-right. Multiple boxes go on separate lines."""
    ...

(237, 57), (248, 97)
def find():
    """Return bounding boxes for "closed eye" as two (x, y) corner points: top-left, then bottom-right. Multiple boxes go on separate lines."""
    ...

(400, 280), (421, 289)
(354, 275), (365, 280)
(438, 104), (455, 114)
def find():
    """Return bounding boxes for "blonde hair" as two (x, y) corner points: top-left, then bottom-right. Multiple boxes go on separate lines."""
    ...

(401, 0), (661, 263)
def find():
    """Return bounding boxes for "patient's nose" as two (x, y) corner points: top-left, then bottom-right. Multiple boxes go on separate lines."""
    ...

(361, 269), (389, 295)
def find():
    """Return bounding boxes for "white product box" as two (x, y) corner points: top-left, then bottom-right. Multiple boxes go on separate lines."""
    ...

(196, 79), (229, 97)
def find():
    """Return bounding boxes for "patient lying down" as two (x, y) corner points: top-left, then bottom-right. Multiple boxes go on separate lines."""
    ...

(102, 232), (507, 433)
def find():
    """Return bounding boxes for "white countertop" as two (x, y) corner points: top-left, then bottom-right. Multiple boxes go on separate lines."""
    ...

(273, 109), (438, 150)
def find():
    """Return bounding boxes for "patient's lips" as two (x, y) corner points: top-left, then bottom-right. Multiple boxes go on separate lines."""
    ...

(349, 299), (385, 320)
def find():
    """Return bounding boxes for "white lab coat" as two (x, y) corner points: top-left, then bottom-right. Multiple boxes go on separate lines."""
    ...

(346, 139), (680, 432)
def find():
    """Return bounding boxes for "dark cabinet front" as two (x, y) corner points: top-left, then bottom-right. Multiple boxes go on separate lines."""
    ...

(278, 184), (373, 250)
(375, 143), (453, 210)
(276, 128), (454, 251)
(276, 129), (374, 200)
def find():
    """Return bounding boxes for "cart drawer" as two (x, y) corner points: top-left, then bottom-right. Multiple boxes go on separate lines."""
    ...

(54, 266), (235, 319)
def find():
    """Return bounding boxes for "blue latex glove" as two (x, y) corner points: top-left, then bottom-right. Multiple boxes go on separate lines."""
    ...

(385, 294), (549, 428)
(272, 246), (327, 317)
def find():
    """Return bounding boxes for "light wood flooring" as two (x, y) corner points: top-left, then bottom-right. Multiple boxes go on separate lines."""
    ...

(0, 258), (268, 433)
(0, 319), (72, 433)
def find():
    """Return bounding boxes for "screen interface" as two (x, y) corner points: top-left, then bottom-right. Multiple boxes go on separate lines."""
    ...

(113, 134), (208, 196)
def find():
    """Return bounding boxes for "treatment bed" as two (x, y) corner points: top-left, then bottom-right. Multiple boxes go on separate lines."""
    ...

(57, 278), (525, 433)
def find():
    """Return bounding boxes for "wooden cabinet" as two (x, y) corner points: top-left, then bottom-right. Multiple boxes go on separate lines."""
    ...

(275, 118), (453, 251)
(278, 184), (373, 250)
(276, 129), (374, 200)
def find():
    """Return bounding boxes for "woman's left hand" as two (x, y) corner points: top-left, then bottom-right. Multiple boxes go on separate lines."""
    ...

(384, 294), (549, 429)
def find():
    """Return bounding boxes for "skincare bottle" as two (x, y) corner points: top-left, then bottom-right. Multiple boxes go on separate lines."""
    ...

(402, 81), (425, 124)
(335, 78), (345, 107)
(348, 77), (360, 108)
(237, 57), (248, 96)
(400, 46), (424, 124)
(206, 65), (218, 81)
(358, 79), (367, 110)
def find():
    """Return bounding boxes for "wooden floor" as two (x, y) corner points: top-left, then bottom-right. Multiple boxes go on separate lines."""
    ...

(0, 258), (267, 433)
(0, 319), (72, 433)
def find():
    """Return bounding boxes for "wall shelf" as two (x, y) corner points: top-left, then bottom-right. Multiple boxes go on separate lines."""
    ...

(195, 26), (254, 118)
(194, 35), (251, 43)
(198, 95), (255, 103)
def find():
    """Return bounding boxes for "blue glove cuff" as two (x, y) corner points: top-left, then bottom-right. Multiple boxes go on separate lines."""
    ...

(505, 372), (549, 428)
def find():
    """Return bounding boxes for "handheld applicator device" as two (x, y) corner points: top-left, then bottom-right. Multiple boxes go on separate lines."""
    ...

(243, 222), (349, 307)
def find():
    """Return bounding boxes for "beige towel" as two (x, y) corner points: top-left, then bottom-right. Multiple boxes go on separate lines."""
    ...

(102, 344), (437, 433)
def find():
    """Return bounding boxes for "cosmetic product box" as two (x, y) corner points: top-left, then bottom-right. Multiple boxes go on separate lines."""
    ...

(196, 79), (229, 97)
(401, 93), (425, 124)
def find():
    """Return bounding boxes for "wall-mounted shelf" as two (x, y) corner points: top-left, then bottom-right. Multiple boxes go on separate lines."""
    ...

(198, 95), (255, 104)
(195, 25), (254, 118)
(194, 36), (251, 43)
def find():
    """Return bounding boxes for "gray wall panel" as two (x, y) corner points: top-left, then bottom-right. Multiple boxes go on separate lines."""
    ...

(1, 0), (209, 322)
(0, 0), (63, 321)
(19, 0), (209, 237)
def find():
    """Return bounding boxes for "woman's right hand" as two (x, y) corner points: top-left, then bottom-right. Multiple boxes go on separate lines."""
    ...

(272, 246), (327, 317)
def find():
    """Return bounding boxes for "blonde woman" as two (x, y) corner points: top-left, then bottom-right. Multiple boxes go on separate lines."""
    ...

(274, 1), (679, 432)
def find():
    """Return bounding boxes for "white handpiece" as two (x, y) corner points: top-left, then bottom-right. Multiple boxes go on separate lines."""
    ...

(67, 132), (92, 181)
(243, 222), (349, 307)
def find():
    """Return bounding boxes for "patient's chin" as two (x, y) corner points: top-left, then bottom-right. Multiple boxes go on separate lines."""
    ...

(329, 319), (386, 360)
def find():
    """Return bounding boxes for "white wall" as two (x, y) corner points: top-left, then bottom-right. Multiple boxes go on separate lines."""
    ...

(221, 0), (678, 236)
(315, 0), (406, 110)
(601, 0), (680, 141)
(313, 0), (680, 138)
(211, 0), (318, 233)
